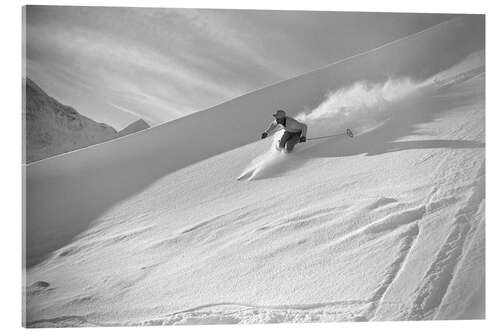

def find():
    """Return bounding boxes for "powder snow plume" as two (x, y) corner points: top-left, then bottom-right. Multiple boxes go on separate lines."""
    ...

(296, 77), (423, 138)
(238, 77), (424, 181)
(298, 49), (484, 139)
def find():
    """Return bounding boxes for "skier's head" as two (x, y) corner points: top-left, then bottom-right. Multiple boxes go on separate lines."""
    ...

(273, 110), (286, 120)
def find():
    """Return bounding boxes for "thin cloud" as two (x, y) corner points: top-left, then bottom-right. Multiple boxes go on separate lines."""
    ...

(108, 103), (153, 123)
(25, 7), (455, 129)
(26, 22), (246, 124)
(172, 9), (298, 79)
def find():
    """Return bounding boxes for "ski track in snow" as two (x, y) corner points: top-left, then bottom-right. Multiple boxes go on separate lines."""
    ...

(362, 187), (442, 320)
(402, 162), (485, 320)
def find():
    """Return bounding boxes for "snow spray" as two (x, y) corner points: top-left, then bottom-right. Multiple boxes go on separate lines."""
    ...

(238, 77), (423, 181)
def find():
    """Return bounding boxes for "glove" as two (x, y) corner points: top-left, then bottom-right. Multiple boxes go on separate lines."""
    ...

(299, 136), (306, 143)
(261, 132), (268, 139)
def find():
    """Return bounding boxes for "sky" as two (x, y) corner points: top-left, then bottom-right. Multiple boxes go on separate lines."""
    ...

(24, 6), (456, 130)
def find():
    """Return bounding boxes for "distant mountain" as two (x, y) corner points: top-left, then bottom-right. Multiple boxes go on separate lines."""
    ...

(24, 78), (149, 163)
(118, 119), (150, 137)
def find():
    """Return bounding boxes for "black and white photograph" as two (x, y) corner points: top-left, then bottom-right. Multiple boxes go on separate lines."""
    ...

(20, 3), (485, 328)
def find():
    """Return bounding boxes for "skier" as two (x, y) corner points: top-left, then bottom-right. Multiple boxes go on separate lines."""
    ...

(261, 110), (308, 153)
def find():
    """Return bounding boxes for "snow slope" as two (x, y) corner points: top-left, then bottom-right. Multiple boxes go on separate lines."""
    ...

(23, 16), (485, 326)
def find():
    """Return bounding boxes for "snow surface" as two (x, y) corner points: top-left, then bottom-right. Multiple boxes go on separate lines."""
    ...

(23, 16), (484, 327)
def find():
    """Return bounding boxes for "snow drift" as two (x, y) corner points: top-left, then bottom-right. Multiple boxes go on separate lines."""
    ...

(24, 15), (485, 326)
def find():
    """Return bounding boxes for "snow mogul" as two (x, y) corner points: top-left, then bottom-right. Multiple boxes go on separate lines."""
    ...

(261, 110), (308, 153)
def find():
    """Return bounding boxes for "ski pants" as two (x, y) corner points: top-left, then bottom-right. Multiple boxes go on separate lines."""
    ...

(279, 131), (302, 152)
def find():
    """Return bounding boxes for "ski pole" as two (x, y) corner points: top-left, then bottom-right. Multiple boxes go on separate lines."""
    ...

(307, 128), (354, 141)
